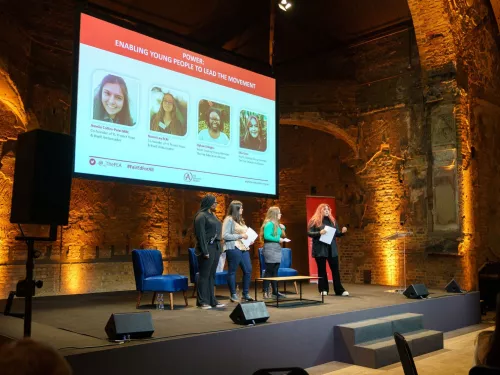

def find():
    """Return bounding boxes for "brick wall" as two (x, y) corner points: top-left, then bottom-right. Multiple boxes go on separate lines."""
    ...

(1, 0), (500, 298)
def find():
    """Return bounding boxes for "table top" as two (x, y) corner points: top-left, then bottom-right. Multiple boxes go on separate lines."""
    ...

(255, 276), (321, 281)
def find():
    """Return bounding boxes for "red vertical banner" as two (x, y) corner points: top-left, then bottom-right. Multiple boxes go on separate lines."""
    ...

(306, 196), (336, 282)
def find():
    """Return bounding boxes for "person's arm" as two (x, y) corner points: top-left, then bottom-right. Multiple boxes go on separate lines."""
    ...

(280, 224), (287, 238)
(263, 222), (281, 242)
(307, 225), (322, 238)
(335, 224), (348, 238)
(194, 213), (209, 256)
(222, 218), (242, 241)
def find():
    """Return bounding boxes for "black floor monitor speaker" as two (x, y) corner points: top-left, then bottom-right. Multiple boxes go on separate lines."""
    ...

(10, 129), (74, 225)
(230, 302), (269, 325)
(403, 284), (429, 299)
(445, 279), (462, 293)
(105, 312), (154, 340)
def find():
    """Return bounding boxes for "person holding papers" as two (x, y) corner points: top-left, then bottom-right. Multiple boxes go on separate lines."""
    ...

(260, 206), (287, 299)
(307, 203), (349, 297)
(222, 200), (255, 303)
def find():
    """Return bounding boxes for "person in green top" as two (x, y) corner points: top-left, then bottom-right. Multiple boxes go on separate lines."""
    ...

(259, 206), (287, 299)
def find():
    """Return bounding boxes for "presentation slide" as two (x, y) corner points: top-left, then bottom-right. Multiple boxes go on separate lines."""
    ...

(72, 13), (277, 196)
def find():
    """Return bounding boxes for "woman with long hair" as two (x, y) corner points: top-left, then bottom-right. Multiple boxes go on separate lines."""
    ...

(259, 206), (287, 299)
(222, 200), (254, 303)
(241, 115), (266, 151)
(93, 74), (134, 126)
(193, 194), (226, 310)
(150, 92), (185, 136)
(307, 203), (349, 296)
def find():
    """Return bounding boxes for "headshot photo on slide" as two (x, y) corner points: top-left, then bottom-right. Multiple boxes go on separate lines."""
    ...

(149, 86), (188, 137)
(239, 110), (267, 152)
(198, 99), (230, 146)
(92, 70), (139, 127)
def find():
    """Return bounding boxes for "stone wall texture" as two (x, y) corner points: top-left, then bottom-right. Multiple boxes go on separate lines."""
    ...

(1, 0), (500, 297)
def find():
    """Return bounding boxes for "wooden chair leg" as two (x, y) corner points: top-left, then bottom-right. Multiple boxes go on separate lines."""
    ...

(214, 286), (217, 297)
(183, 291), (188, 306)
(284, 282), (287, 294)
(191, 284), (196, 298)
(294, 282), (299, 294)
(169, 293), (174, 310)
(151, 292), (157, 306)
(136, 291), (142, 308)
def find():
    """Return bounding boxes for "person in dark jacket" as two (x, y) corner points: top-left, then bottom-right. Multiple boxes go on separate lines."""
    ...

(194, 194), (226, 309)
(307, 203), (349, 296)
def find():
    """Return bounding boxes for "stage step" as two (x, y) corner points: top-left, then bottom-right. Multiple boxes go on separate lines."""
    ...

(337, 313), (444, 369)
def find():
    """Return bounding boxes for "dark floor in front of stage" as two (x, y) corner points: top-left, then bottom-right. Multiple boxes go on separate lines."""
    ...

(0, 283), (454, 348)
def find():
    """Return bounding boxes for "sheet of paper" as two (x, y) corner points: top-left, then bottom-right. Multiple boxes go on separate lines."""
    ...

(282, 238), (291, 243)
(241, 227), (258, 248)
(216, 251), (226, 272)
(319, 225), (335, 244)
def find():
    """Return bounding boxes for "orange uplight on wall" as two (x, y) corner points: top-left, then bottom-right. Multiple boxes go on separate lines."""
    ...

(456, 96), (475, 291)
(62, 263), (85, 294)
(359, 144), (406, 287)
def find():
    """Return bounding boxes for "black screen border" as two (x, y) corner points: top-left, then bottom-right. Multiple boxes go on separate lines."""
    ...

(70, 5), (279, 199)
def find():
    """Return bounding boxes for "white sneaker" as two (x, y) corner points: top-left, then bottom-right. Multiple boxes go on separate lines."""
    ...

(214, 303), (226, 308)
(342, 291), (350, 296)
(199, 304), (212, 310)
(321, 291), (328, 296)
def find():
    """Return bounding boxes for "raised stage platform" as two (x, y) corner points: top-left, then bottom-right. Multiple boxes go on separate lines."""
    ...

(0, 283), (480, 375)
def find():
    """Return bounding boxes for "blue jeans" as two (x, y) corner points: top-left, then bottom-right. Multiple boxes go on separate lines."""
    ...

(226, 249), (252, 295)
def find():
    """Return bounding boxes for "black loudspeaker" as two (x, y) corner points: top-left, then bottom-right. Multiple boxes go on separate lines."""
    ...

(229, 302), (269, 325)
(445, 279), (462, 293)
(10, 129), (74, 225)
(403, 284), (429, 299)
(105, 312), (154, 340)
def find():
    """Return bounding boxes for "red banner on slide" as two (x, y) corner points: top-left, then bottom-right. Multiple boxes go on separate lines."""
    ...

(306, 196), (336, 282)
(79, 14), (275, 101)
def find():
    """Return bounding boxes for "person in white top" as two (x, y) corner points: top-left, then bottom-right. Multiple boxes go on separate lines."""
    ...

(222, 200), (254, 303)
(198, 108), (229, 145)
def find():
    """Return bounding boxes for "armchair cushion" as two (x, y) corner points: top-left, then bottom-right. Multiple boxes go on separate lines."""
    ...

(278, 268), (299, 277)
(258, 248), (298, 277)
(188, 248), (228, 285)
(215, 271), (229, 285)
(132, 249), (188, 292)
(143, 275), (188, 292)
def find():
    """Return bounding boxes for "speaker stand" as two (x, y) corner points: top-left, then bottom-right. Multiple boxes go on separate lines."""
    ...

(15, 225), (57, 337)
(382, 230), (412, 294)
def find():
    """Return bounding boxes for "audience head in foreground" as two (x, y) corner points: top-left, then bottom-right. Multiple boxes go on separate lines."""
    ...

(0, 338), (72, 375)
(475, 293), (500, 367)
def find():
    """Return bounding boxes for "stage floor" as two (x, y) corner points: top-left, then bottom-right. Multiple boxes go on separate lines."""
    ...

(0, 283), (462, 352)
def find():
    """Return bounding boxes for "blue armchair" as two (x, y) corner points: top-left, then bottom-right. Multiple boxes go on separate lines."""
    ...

(188, 248), (228, 297)
(132, 249), (189, 310)
(258, 247), (299, 294)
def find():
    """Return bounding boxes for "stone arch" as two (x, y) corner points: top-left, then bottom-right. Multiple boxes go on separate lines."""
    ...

(0, 68), (27, 126)
(280, 114), (359, 158)
(0, 68), (28, 170)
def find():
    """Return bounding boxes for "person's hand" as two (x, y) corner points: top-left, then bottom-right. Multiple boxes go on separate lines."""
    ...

(320, 229), (327, 235)
(279, 238), (285, 243)
(241, 233), (248, 239)
(279, 224), (285, 229)
(342, 227), (347, 233)
(204, 254), (210, 259)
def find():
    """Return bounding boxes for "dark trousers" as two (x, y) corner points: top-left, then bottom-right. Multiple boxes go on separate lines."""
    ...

(315, 256), (345, 295)
(263, 262), (280, 295)
(226, 249), (252, 295)
(196, 244), (220, 306)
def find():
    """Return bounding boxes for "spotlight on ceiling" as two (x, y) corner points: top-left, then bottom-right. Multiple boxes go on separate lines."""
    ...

(279, 0), (292, 11)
